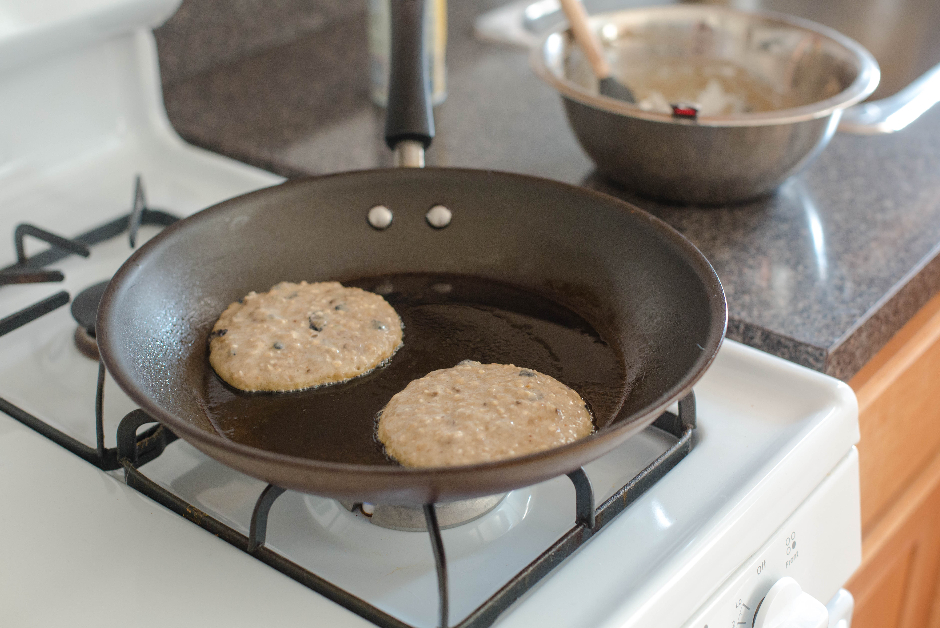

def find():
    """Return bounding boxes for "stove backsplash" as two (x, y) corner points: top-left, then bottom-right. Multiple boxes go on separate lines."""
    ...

(153, 0), (366, 87)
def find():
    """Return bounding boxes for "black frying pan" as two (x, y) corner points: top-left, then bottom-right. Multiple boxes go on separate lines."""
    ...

(96, 0), (726, 505)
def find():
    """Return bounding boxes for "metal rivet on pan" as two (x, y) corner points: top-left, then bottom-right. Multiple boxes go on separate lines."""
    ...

(425, 204), (452, 229)
(367, 205), (393, 230)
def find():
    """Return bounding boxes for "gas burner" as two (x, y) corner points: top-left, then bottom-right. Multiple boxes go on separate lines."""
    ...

(342, 495), (506, 531)
(71, 280), (110, 360)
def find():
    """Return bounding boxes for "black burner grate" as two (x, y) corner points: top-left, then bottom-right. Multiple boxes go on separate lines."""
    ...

(114, 396), (696, 628)
(0, 176), (178, 468)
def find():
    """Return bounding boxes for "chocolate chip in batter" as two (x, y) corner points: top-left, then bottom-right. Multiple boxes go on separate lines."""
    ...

(309, 312), (326, 331)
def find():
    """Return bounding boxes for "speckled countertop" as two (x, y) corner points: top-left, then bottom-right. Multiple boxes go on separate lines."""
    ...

(154, 0), (940, 381)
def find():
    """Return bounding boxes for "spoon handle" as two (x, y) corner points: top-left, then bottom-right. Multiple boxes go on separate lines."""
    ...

(558, 0), (611, 80)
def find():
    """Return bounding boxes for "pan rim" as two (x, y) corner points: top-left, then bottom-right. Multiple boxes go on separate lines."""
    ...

(97, 167), (727, 491)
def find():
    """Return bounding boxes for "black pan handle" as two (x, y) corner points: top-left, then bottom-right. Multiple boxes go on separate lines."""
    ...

(384, 0), (435, 157)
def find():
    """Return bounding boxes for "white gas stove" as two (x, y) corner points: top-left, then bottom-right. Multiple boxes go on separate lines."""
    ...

(0, 2), (861, 627)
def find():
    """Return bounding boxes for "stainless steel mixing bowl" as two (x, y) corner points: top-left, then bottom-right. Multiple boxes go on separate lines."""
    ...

(531, 5), (880, 204)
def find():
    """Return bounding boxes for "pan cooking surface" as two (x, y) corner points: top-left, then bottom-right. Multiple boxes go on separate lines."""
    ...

(200, 273), (627, 465)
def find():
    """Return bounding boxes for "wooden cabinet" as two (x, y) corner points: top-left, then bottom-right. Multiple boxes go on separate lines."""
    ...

(846, 290), (940, 628)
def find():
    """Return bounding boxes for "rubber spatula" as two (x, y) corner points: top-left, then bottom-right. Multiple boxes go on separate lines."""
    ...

(558, 0), (636, 103)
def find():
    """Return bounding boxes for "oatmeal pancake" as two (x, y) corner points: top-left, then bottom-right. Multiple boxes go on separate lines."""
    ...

(377, 361), (593, 467)
(209, 281), (403, 392)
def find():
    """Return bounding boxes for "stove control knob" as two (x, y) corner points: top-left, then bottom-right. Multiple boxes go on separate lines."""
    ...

(753, 577), (828, 628)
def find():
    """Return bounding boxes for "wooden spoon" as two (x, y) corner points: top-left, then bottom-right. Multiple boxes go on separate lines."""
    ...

(558, 0), (636, 103)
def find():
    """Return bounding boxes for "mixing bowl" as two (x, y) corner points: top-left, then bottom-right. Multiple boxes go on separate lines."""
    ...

(531, 5), (880, 204)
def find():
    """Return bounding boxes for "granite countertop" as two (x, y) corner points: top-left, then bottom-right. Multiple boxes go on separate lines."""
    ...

(154, 0), (940, 381)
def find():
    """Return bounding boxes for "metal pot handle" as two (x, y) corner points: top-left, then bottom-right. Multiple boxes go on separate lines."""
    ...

(385, 0), (435, 167)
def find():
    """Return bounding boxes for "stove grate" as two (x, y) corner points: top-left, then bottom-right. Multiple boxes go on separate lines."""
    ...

(0, 176), (178, 468)
(13, 224), (91, 269)
(114, 395), (696, 628)
(0, 291), (70, 336)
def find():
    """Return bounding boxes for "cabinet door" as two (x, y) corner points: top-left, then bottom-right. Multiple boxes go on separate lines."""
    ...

(847, 291), (940, 628)
(846, 451), (940, 628)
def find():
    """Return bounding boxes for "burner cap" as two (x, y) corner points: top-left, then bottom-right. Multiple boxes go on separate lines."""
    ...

(340, 494), (505, 531)
(70, 280), (110, 336)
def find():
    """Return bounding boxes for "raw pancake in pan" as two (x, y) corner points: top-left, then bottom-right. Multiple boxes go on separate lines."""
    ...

(209, 281), (403, 392)
(377, 360), (594, 467)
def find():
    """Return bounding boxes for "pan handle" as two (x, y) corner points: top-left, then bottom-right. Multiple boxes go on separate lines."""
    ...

(385, 0), (435, 167)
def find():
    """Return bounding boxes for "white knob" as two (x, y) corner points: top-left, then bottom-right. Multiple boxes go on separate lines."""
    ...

(753, 577), (829, 628)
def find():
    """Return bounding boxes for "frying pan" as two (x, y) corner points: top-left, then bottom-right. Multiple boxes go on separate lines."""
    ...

(96, 0), (726, 506)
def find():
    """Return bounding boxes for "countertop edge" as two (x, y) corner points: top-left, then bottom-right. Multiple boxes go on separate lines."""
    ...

(827, 241), (940, 380)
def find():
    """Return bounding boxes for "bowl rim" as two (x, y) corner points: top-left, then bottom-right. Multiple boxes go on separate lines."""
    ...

(530, 4), (881, 127)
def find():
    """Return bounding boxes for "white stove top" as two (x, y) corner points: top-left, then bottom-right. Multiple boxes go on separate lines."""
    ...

(0, 4), (862, 627)
(0, 334), (859, 628)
